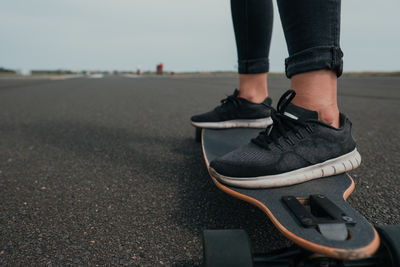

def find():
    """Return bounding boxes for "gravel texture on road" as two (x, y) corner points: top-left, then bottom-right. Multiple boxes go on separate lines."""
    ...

(0, 75), (399, 266)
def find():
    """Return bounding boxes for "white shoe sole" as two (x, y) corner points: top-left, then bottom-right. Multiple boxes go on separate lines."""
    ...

(210, 148), (361, 188)
(191, 117), (272, 129)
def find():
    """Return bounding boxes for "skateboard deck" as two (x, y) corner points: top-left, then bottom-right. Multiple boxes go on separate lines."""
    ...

(202, 128), (380, 260)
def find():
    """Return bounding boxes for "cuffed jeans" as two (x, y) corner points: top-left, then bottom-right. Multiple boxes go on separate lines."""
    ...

(231, 0), (343, 78)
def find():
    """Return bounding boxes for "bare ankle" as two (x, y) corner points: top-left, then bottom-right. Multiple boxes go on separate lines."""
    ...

(237, 73), (268, 103)
(292, 99), (340, 128)
(238, 90), (268, 103)
(290, 70), (340, 128)
(317, 106), (340, 128)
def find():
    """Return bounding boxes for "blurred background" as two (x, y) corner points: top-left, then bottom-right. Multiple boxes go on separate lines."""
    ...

(1, 0), (399, 76)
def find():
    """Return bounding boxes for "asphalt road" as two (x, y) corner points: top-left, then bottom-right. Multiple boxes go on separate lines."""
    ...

(0, 74), (399, 266)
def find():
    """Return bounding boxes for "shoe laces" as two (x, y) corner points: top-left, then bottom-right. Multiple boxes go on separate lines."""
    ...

(252, 90), (311, 150)
(215, 90), (242, 111)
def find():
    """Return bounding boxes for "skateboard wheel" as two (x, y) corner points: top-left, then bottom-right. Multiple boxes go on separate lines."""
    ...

(195, 127), (202, 143)
(203, 229), (253, 267)
(376, 225), (400, 266)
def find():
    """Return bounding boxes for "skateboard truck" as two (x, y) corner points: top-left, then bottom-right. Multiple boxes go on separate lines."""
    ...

(282, 194), (356, 241)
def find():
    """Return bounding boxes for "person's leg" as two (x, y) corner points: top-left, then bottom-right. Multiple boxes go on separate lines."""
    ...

(277, 0), (342, 128)
(190, 0), (274, 129)
(238, 74), (268, 103)
(231, 0), (273, 103)
(291, 70), (339, 127)
(209, 0), (361, 188)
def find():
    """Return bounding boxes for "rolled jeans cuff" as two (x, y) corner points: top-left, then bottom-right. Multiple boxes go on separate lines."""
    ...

(238, 58), (269, 74)
(285, 46), (343, 78)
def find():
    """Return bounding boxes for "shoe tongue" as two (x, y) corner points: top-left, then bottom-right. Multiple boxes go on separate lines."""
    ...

(283, 103), (318, 120)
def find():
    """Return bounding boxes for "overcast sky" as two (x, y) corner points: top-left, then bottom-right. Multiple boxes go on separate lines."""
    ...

(1, 0), (399, 72)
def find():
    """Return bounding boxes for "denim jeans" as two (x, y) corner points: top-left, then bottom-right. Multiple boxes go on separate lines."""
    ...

(231, 0), (343, 78)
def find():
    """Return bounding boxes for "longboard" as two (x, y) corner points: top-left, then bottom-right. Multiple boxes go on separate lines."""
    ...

(202, 128), (380, 260)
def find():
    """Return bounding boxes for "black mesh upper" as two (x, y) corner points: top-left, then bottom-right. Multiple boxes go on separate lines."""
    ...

(191, 89), (272, 123)
(210, 111), (356, 177)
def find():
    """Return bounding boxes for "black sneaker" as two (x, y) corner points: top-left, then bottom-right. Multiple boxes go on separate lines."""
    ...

(191, 89), (272, 128)
(209, 90), (361, 188)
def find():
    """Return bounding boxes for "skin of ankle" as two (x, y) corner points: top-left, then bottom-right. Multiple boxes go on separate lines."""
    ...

(237, 73), (269, 103)
(291, 70), (340, 128)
